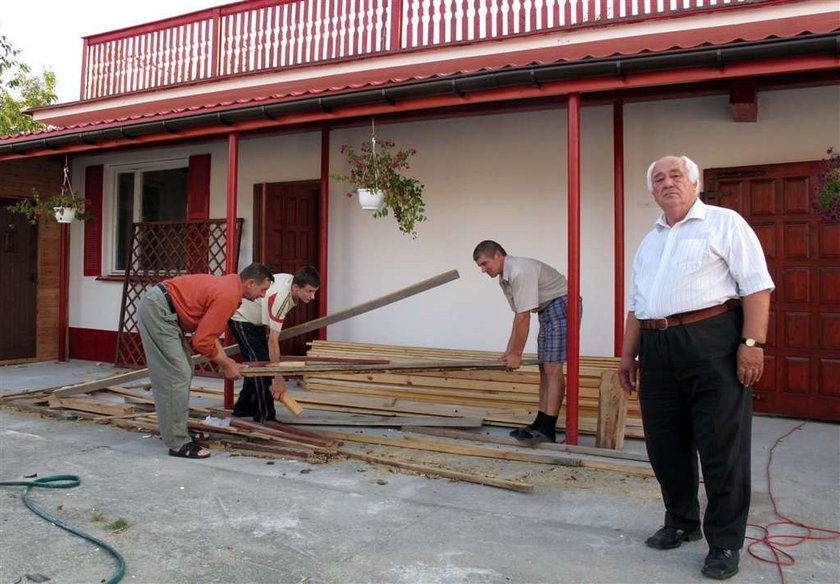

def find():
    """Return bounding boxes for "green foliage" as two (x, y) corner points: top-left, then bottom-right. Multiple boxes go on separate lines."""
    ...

(106, 517), (129, 533)
(0, 34), (57, 136)
(7, 186), (91, 224)
(332, 139), (428, 238)
(811, 147), (840, 222)
(91, 510), (105, 522)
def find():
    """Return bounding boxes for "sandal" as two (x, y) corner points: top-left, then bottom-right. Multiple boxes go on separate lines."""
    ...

(169, 442), (210, 459)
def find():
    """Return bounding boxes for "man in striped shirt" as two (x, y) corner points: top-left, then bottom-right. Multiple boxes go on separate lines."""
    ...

(229, 266), (320, 422)
(619, 155), (774, 580)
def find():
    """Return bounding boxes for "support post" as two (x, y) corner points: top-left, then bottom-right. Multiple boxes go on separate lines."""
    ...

(318, 127), (330, 340)
(613, 99), (625, 357)
(58, 223), (70, 361)
(224, 132), (240, 409)
(566, 93), (581, 445)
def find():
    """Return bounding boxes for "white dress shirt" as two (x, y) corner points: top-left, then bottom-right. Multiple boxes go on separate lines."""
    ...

(628, 199), (774, 319)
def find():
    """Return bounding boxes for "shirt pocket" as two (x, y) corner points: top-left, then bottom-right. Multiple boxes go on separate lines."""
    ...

(671, 237), (709, 274)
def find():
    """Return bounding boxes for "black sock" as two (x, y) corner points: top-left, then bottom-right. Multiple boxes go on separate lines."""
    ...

(528, 411), (546, 429)
(536, 414), (558, 440)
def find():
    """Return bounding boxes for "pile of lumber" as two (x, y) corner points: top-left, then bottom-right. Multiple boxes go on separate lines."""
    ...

(302, 341), (643, 445)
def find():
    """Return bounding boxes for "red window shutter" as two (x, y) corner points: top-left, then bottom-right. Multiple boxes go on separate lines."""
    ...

(187, 154), (211, 219)
(83, 165), (104, 277)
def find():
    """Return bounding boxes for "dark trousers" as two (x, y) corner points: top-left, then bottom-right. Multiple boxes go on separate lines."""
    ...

(228, 319), (276, 422)
(639, 308), (752, 550)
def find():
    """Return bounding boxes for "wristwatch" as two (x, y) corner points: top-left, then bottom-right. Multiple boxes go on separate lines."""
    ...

(741, 338), (766, 348)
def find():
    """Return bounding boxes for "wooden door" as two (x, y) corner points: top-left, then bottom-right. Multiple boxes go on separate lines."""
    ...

(253, 181), (321, 357)
(0, 199), (38, 360)
(705, 162), (840, 421)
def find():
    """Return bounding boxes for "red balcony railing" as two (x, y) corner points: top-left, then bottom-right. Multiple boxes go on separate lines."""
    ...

(81, 0), (772, 100)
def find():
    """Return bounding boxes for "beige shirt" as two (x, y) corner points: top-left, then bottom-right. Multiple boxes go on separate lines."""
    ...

(499, 256), (568, 313)
(231, 273), (297, 332)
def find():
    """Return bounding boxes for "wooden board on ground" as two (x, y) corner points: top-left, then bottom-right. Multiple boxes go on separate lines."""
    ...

(241, 358), (539, 376)
(281, 414), (484, 427)
(48, 396), (134, 416)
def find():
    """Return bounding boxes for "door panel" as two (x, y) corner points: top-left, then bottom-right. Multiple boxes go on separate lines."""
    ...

(254, 181), (321, 357)
(705, 161), (840, 421)
(0, 199), (37, 360)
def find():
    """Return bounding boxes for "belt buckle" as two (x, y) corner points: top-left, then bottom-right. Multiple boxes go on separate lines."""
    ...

(655, 318), (669, 331)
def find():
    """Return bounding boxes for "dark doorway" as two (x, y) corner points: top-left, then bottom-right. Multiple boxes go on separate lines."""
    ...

(705, 161), (840, 421)
(0, 198), (38, 360)
(253, 181), (321, 357)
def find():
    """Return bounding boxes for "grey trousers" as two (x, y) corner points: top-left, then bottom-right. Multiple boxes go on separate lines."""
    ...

(137, 286), (193, 450)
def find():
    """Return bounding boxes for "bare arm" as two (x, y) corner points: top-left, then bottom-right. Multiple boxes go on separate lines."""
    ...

(210, 338), (241, 379)
(618, 311), (641, 396)
(267, 328), (287, 398)
(737, 289), (772, 387)
(502, 312), (531, 370)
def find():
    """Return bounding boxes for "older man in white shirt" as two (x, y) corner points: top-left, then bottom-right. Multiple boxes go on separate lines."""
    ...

(619, 155), (774, 580)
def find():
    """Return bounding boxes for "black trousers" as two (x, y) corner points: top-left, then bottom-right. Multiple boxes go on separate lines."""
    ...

(228, 319), (276, 422)
(639, 308), (751, 550)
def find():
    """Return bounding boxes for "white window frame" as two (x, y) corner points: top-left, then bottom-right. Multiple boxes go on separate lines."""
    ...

(103, 157), (189, 275)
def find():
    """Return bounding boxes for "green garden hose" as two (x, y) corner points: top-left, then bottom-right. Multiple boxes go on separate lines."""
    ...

(0, 474), (126, 584)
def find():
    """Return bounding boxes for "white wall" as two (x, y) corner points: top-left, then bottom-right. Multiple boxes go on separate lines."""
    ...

(68, 84), (840, 358)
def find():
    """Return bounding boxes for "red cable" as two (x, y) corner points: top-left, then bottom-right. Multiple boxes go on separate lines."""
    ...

(745, 421), (840, 584)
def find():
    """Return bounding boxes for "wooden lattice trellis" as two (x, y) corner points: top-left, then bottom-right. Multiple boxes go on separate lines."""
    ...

(115, 219), (243, 370)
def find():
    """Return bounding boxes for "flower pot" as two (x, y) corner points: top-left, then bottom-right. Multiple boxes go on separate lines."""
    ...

(357, 188), (385, 211)
(54, 207), (77, 223)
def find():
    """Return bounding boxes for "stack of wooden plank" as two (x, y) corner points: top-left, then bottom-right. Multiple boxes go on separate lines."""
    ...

(302, 341), (643, 441)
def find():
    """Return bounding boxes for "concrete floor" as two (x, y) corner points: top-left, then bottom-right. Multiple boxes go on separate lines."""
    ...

(0, 360), (838, 584)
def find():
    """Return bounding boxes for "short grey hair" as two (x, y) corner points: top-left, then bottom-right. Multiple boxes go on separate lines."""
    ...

(646, 156), (701, 193)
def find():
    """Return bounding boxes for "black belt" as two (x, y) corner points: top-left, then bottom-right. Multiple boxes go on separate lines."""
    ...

(156, 283), (176, 314)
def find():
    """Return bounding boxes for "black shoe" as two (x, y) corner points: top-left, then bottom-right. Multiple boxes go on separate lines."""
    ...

(509, 427), (531, 438)
(702, 548), (739, 580)
(514, 428), (556, 445)
(645, 526), (703, 550)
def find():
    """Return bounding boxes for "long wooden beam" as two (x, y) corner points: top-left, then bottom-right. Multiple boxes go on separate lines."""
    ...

(240, 358), (539, 376)
(52, 270), (460, 398)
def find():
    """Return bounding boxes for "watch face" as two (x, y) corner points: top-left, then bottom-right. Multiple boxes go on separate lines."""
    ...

(745, 338), (755, 347)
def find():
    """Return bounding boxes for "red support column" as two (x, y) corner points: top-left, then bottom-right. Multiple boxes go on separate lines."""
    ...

(613, 99), (625, 357)
(58, 223), (70, 361)
(318, 127), (330, 340)
(566, 93), (581, 446)
(80, 39), (89, 100)
(389, 0), (404, 50)
(224, 132), (240, 409)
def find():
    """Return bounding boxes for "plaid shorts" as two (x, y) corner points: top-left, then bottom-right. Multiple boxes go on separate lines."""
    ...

(537, 295), (581, 363)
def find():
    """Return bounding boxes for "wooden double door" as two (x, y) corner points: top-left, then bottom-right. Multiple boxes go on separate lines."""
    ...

(253, 181), (321, 357)
(0, 199), (37, 361)
(705, 161), (839, 421)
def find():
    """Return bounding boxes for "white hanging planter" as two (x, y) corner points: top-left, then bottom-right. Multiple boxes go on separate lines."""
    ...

(357, 188), (385, 211)
(54, 207), (77, 223)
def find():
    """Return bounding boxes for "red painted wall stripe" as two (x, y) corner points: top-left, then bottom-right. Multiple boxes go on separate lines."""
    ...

(83, 165), (104, 277)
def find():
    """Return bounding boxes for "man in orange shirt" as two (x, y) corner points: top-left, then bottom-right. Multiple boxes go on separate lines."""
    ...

(137, 263), (274, 458)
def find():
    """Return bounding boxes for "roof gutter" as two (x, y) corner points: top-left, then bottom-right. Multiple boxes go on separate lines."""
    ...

(1, 33), (837, 157)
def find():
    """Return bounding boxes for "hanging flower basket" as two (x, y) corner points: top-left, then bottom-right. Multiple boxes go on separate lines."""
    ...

(54, 207), (77, 223)
(357, 188), (386, 211)
(811, 147), (840, 222)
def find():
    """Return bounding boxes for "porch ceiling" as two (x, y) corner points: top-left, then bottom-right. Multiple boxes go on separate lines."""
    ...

(1, 24), (837, 160)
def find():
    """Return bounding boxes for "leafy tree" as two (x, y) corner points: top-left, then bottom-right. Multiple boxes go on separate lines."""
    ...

(0, 34), (57, 136)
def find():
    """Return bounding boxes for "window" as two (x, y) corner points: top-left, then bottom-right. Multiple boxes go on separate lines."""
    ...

(110, 163), (188, 273)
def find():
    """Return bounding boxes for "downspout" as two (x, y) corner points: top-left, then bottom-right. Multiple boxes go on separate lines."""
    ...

(613, 100), (625, 357)
(318, 127), (330, 340)
(566, 93), (581, 445)
(224, 132), (240, 410)
(58, 223), (70, 361)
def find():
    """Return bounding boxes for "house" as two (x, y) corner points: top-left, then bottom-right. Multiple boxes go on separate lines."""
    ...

(1, 0), (837, 432)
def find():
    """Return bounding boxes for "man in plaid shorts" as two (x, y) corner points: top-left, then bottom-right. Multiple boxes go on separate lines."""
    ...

(473, 240), (577, 444)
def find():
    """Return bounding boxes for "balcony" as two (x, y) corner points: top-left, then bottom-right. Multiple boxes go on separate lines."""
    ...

(80, 0), (775, 100)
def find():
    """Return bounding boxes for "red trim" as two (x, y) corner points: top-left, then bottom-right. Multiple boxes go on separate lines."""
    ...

(80, 39), (89, 101)
(224, 132), (240, 410)
(59, 223), (70, 361)
(68, 327), (120, 361)
(613, 100), (625, 357)
(3, 54), (836, 162)
(566, 92), (581, 446)
(187, 154), (212, 219)
(318, 127), (329, 341)
(83, 165), (104, 277)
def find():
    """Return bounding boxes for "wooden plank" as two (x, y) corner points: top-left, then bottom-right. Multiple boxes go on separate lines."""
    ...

(243, 358), (539, 376)
(404, 427), (649, 462)
(282, 414), (484, 427)
(276, 269), (459, 341)
(596, 370), (627, 450)
(341, 450), (534, 493)
(318, 430), (583, 466)
(48, 396), (134, 416)
(280, 392), (304, 416)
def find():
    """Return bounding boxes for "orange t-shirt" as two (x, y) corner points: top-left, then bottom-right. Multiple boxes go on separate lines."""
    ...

(162, 274), (242, 358)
